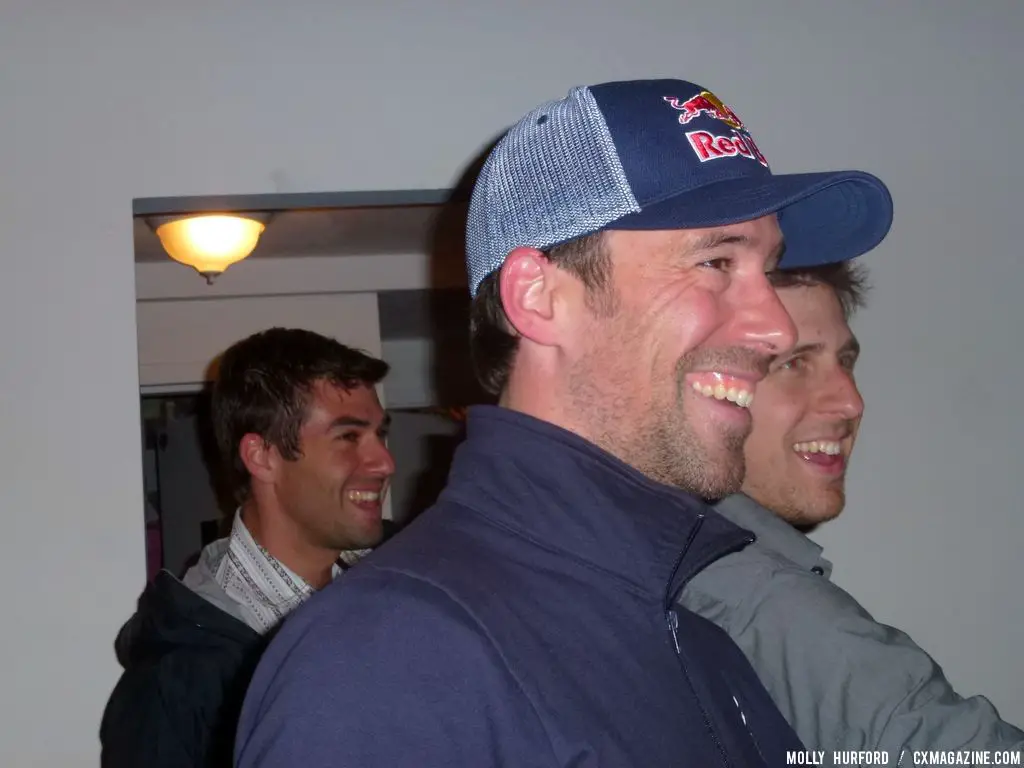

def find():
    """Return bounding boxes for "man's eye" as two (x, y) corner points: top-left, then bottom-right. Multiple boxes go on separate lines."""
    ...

(339, 432), (361, 443)
(699, 258), (732, 271)
(779, 356), (806, 372)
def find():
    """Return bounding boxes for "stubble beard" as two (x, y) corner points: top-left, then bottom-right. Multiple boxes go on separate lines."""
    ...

(568, 351), (749, 501)
(327, 493), (385, 552)
(564, 277), (760, 500)
(761, 481), (846, 531)
(640, 356), (747, 499)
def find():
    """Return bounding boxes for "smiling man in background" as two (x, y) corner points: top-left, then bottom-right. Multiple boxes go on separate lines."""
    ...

(682, 262), (1024, 761)
(100, 327), (397, 768)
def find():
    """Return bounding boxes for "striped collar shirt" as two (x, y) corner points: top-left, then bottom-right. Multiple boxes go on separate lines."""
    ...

(214, 510), (369, 634)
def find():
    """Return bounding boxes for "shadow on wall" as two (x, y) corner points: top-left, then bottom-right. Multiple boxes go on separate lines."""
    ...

(409, 430), (461, 514)
(387, 410), (467, 527)
(173, 386), (237, 578)
(164, 355), (236, 578)
(141, 384), (235, 583)
(194, 381), (238, 525)
(426, 132), (505, 409)
(197, 354), (241, 527)
(379, 134), (506, 526)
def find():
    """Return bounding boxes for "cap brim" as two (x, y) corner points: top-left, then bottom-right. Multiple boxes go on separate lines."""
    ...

(605, 170), (893, 268)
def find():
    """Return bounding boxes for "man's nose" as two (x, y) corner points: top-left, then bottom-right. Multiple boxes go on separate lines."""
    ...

(364, 438), (396, 477)
(732, 276), (798, 358)
(819, 369), (865, 421)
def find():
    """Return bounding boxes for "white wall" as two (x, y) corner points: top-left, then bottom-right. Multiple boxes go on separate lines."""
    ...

(1, 2), (1021, 763)
(136, 292), (382, 387)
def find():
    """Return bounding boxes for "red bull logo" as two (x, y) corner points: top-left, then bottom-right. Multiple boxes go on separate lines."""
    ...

(687, 129), (769, 169)
(664, 91), (745, 130)
(661, 89), (768, 168)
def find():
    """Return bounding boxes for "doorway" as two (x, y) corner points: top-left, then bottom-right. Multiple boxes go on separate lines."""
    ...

(140, 389), (230, 580)
(132, 194), (489, 583)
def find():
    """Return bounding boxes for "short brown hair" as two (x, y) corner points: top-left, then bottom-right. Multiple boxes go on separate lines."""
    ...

(769, 260), (870, 320)
(212, 327), (390, 503)
(468, 232), (610, 396)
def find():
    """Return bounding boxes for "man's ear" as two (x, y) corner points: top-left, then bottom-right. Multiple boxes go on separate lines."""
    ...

(238, 433), (277, 486)
(499, 247), (563, 346)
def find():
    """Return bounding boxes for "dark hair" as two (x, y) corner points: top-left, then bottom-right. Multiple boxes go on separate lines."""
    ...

(769, 260), (871, 320)
(468, 232), (611, 396)
(211, 327), (390, 503)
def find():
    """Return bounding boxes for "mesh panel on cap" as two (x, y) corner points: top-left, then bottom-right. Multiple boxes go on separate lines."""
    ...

(465, 86), (640, 296)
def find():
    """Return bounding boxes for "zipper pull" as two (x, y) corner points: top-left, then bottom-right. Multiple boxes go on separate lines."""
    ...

(666, 610), (681, 653)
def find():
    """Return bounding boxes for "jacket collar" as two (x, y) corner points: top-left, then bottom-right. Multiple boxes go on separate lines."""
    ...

(443, 405), (753, 606)
(713, 493), (833, 578)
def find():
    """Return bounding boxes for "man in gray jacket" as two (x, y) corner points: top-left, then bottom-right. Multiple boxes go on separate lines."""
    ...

(680, 261), (1024, 762)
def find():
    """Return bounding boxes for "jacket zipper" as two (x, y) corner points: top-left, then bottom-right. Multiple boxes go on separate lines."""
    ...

(665, 513), (733, 768)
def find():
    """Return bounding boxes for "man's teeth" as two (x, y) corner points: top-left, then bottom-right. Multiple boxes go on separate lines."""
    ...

(347, 490), (381, 502)
(793, 441), (842, 456)
(691, 380), (754, 408)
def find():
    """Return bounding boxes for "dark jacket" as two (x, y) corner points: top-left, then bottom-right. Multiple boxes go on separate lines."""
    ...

(100, 570), (267, 768)
(235, 405), (806, 767)
(101, 520), (403, 768)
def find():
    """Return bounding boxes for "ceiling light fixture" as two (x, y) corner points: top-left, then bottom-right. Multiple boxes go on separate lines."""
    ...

(147, 212), (271, 284)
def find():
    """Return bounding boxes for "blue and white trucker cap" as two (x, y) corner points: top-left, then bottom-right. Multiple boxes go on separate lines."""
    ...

(465, 79), (893, 297)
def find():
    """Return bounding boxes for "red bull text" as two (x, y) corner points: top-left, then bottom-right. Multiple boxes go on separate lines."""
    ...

(686, 129), (769, 168)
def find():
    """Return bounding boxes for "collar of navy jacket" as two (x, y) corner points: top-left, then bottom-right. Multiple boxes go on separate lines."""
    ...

(442, 405), (755, 608)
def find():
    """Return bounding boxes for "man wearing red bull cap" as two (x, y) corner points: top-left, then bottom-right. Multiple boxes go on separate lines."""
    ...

(235, 78), (892, 767)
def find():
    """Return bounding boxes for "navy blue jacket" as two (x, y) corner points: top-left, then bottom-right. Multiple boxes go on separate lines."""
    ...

(235, 406), (805, 767)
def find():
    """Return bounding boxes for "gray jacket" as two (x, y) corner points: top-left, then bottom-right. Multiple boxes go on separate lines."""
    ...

(680, 493), (1023, 762)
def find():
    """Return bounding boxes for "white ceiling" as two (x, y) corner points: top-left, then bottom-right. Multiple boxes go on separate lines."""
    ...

(133, 203), (464, 263)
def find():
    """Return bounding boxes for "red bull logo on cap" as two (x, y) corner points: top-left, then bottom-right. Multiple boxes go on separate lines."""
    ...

(686, 129), (769, 169)
(663, 89), (769, 169)
(664, 91), (745, 130)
